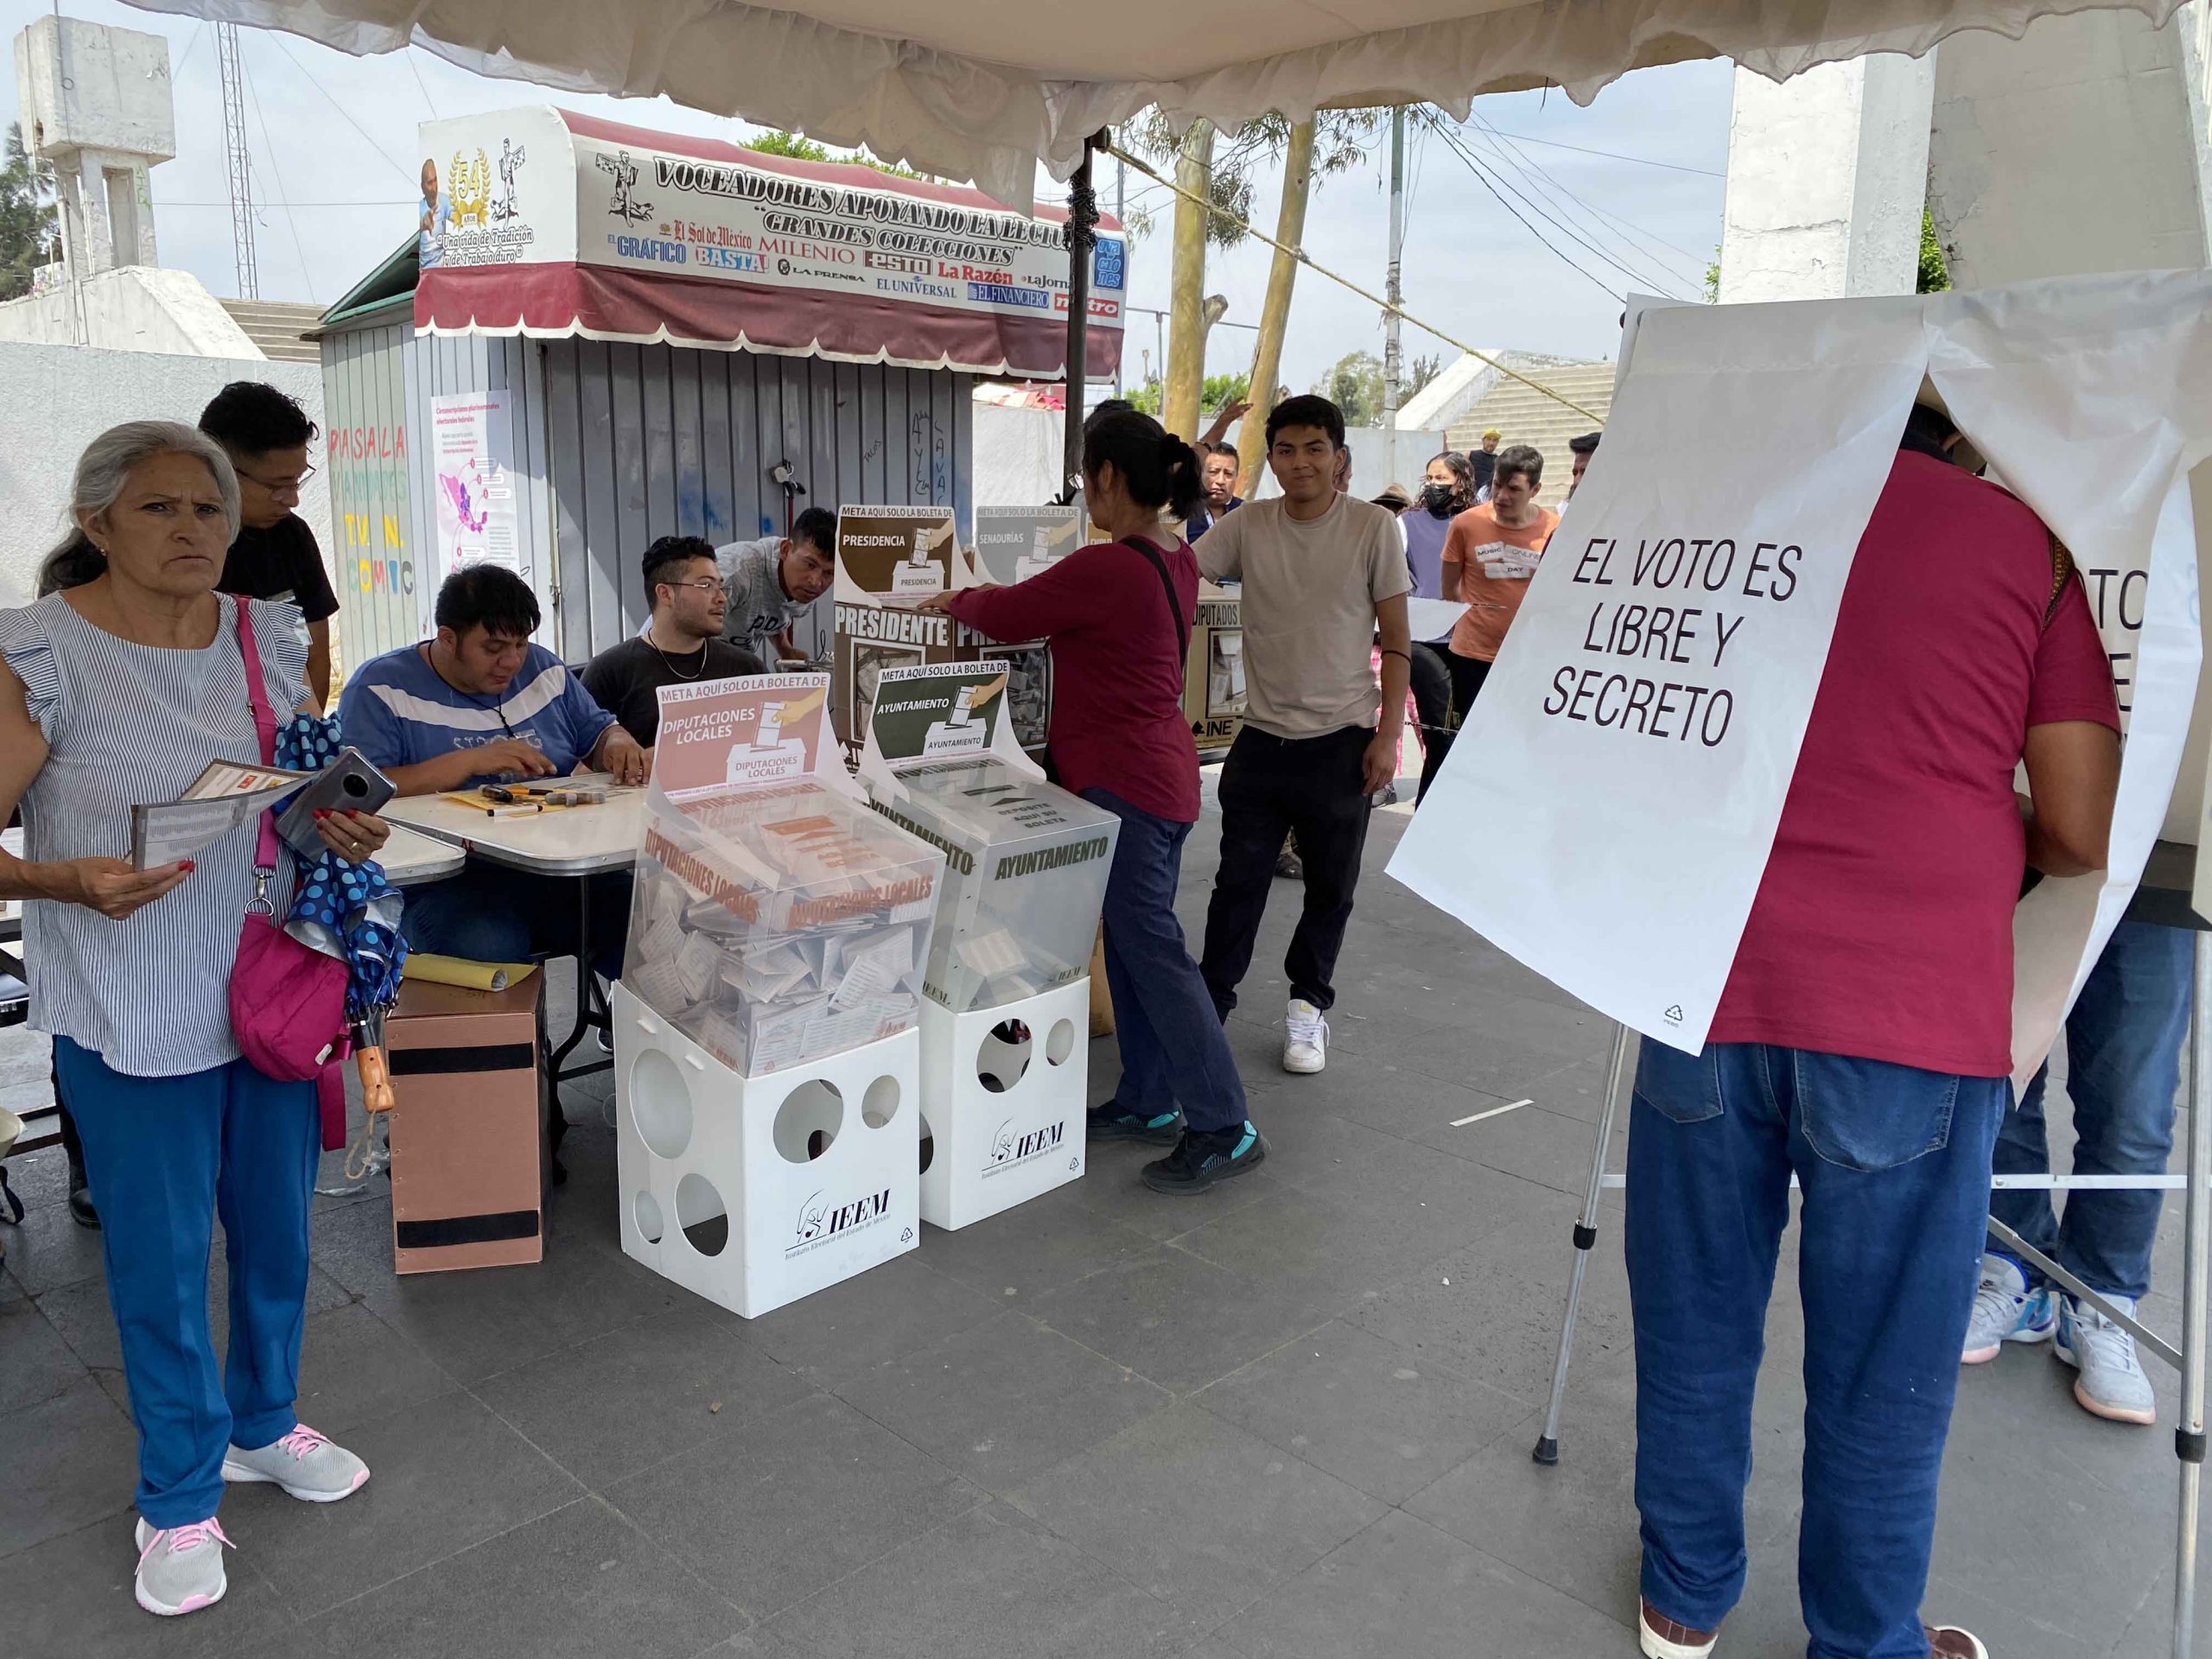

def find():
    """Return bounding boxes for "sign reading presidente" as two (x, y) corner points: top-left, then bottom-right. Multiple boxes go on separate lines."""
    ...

(414, 107), (1125, 378)
(1389, 297), (1930, 1052)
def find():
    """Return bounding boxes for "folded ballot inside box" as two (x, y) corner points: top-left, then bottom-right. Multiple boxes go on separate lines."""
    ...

(868, 756), (1119, 1014)
(625, 779), (945, 1075)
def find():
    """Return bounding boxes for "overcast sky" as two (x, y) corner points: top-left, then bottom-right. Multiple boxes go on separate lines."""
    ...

(3, 1), (1735, 391)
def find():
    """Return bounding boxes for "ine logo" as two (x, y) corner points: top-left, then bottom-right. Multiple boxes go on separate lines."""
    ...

(595, 149), (653, 225)
(1663, 1004), (1685, 1027)
(787, 1187), (893, 1256)
(982, 1118), (1065, 1178)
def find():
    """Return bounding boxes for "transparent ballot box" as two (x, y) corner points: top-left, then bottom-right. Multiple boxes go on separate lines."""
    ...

(870, 757), (1119, 1014)
(624, 780), (946, 1076)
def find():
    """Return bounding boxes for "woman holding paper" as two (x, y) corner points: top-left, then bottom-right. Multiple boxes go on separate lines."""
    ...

(0, 422), (391, 1620)
(918, 410), (1265, 1196)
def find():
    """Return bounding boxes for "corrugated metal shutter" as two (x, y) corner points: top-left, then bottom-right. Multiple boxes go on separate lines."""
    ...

(543, 341), (974, 660)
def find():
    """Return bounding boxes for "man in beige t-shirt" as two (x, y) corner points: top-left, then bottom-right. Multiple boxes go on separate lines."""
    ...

(1195, 395), (1412, 1075)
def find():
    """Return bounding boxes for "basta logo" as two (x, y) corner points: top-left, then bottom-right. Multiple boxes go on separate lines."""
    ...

(982, 1117), (1065, 1177)
(787, 1186), (893, 1255)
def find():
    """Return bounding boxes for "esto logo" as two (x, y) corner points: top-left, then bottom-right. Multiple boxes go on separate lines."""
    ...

(788, 1187), (893, 1255)
(983, 1118), (1065, 1175)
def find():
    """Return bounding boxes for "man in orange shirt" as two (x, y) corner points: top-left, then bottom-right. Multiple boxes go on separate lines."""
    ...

(1440, 444), (1558, 721)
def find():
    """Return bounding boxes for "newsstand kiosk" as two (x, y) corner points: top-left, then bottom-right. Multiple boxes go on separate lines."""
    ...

(612, 674), (948, 1316)
(857, 664), (1117, 1230)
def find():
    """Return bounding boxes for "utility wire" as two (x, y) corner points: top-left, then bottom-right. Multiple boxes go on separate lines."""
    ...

(1430, 120), (1685, 299)
(1103, 142), (1605, 423)
(240, 55), (315, 302)
(264, 33), (417, 188)
(1424, 123), (1637, 302)
(1483, 128), (1725, 178)
(173, 20), (207, 77)
(1462, 111), (1707, 282)
(405, 48), (441, 119)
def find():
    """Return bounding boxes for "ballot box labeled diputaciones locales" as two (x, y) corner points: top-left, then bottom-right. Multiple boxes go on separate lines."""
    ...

(622, 779), (945, 1076)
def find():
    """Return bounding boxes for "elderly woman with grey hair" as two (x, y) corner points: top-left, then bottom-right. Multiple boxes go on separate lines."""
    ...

(0, 421), (391, 1619)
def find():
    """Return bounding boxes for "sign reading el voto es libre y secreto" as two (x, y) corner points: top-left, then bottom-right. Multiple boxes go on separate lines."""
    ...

(414, 108), (1128, 342)
(1391, 297), (1931, 1053)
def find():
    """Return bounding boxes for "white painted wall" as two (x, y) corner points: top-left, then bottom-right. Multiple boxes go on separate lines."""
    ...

(0, 340), (331, 607)
(0, 265), (261, 359)
(1929, 6), (2208, 284)
(1718, 54), (1936, 302)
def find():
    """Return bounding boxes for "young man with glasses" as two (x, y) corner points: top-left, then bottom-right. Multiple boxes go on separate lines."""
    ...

(582, 537), (765, 746)
(200, 382), (339, 705)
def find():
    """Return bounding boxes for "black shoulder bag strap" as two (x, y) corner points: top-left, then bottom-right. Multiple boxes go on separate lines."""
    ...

(1121, 536), (1191, 663)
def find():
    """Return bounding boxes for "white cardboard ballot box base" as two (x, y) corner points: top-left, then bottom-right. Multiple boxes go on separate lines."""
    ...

(918, 978), (1090, 1231)
(613, 982), (920, 1319)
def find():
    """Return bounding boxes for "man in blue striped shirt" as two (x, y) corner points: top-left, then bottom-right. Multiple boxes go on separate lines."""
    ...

(341, 566), (641, 978)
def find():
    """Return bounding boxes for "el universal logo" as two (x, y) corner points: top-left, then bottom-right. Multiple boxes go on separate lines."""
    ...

(787, 1186), (894, 1256)
(982, 1117), (1065, 1179)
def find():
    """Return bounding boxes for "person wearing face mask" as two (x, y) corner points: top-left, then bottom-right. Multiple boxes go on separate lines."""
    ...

(1403, 452), (1476, 802)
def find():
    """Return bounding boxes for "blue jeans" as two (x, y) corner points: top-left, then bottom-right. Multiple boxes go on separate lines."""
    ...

(1990, 919), (2190, 1300)
(54, 1038), (321, 1527)
(1625, 1040), (2006, 1658)
(404, 860), (632, 982)
(1082, 787), (1249, 1135)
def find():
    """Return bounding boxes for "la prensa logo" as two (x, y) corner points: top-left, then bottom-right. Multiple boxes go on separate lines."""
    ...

(982, 1117), (1065, 1178)
(787, 1186), (893, 1255)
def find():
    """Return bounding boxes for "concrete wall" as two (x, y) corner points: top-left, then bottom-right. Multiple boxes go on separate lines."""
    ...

(0, 340), (330, 607)
(0, 265), (262, 358)
(1929, 6), (2208, 284)
(1718, 54), (1936, 302)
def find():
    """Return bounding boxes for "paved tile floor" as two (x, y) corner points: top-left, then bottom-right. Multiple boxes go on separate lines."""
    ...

(3, 804), (2203, 1657)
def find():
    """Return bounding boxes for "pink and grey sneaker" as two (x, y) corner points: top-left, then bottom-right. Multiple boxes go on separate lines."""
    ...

(133, 1516), (231, 1617)
(221, 1423), (370, 1503)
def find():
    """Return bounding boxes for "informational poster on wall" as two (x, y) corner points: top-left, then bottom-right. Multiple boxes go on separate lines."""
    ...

(1390, 297), (1930, 1052)
(429, 391), (520, 581)
(652, 673), (854, 804)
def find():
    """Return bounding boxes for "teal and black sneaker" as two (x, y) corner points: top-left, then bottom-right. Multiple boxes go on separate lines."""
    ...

(1141, 1122), (1268, 1195)
(1087, 1103), (1184, 1146)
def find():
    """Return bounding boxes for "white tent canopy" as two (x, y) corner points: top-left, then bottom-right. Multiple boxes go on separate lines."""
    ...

(124, 0), (2179, 209)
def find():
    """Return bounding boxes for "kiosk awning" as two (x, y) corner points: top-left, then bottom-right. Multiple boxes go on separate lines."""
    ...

(413, 107), (1125, 378)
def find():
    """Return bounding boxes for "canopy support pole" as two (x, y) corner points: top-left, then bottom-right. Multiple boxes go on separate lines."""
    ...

(1059, 130), (1105, 505)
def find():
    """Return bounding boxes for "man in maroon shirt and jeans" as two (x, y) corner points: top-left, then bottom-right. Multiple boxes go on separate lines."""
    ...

(1627, 404), (2120, 1659)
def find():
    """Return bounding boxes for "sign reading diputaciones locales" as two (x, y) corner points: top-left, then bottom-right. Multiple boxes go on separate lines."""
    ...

(1389, 297), (1930, 1052)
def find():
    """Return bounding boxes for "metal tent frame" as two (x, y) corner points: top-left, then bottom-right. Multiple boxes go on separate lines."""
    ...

(1534, 841), (2212, 1657)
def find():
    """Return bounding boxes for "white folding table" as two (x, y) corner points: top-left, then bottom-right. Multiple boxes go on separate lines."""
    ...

(379, 785), (645, 1091)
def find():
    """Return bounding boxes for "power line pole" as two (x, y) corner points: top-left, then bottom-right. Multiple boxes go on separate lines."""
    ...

(217, 22), (258, 299)
(1113, 152), (1125, 397)
(1381, 105), (1405, 485)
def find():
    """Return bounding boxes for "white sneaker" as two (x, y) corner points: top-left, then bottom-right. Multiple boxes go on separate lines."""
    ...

(1961, 1252), (2056, 1363)
(1283, 1000), (1329, 1074)
(221, 1423), (371, 1501)
(133, 1516), (231, 1618)
(2057, 1293), (2158, 1425)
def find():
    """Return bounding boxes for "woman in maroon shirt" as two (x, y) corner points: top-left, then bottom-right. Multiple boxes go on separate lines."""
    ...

(919, 411), (1262, 1194)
